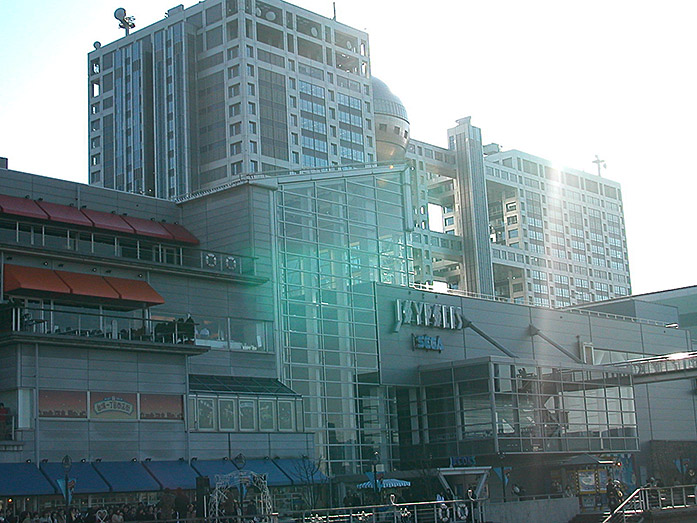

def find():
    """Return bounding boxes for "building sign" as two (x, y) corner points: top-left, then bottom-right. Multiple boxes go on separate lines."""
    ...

(413, 334), (443, 352)
(38, 390), (87, 419)
(394, 299), (465, 332)
(140, 394), (184, 420)
(91, 392), (137, 420)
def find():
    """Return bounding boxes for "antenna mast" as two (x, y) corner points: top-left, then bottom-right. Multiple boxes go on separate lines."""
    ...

(114, 8), (136, 36)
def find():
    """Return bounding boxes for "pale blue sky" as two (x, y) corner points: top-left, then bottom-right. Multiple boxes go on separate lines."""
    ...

(1, 0), (695, 295)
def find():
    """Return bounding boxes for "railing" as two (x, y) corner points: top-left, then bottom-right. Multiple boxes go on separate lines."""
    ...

(0, 304), (270, 352)
(302, 499), (485, 523)
(0, 217), (256, 278)
(0, 414), (16, 442)
(609, 352), (697, 377)
(411, 283), (668, 327)
(173, 162), (407, 203)
(602, 484), (697, 523)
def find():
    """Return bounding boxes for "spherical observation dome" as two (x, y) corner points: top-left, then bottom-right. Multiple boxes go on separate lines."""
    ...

(371, 77), (410, 162)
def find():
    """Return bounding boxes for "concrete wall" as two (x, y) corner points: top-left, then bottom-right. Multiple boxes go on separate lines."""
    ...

(485, 497), (579, 523)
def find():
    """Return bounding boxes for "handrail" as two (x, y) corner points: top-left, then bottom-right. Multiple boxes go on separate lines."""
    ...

(0, 304), (271, 352)
(411, 283), (668, 327)
(602, 484), (697, 523)
(0, 216), (257, 278)
(302, 498), (486, 523)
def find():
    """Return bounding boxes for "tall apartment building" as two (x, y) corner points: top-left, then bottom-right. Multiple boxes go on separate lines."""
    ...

(407, 132), (631, 307)
(88, 0), (376, 199)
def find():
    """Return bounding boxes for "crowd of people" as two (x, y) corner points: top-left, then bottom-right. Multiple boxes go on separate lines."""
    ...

(0, 489), (196, 523)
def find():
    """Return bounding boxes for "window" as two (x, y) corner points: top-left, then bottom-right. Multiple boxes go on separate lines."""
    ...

(239, 399), (256, 430)
(197, 398), (216, 430)
(247, 83), (256, 96)
(247, 102), (256, 115)
(259, 400), (275, 430)
(230, 141), (242, 155)
(218, 399), (236, 430)
(228, 84), (240, 97)
(248, 121), (257, 133)
(250, 140), (258, 153)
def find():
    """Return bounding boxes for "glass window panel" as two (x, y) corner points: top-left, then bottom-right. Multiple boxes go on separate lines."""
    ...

(197, 398), (216, 430)
(219, 399), (236, 430)
(259, 400), (275, 430)
(239, 399), (257, 430)
(278, 400), (294, 430)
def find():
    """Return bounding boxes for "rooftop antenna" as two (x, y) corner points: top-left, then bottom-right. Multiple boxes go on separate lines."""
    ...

(592, 155), (606, 177)
(333, 2), (336, 20)
(114, 8), (136, 36)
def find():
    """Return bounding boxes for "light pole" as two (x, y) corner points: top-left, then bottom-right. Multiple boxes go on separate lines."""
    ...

(372, 451), (380, 503)
(497, 451), (507, 502)
(233, 453), (246, 510)
(61, 454), (72, 514)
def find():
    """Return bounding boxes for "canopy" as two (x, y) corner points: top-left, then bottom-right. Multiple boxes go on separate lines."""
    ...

(274, 458), (328, 485)
(357, 477), (411, 489)
(0, 194), (48, 220)
(36, 201), (94, 227)
(143, 460), (199, 490)
(240, 459), (293, 487)
(189, 459), (238, 481)
(3, 264), (164, 308)
(41, 461), (110, 494)
(0, 463), (56, 496)
(92, 461), (161, 492)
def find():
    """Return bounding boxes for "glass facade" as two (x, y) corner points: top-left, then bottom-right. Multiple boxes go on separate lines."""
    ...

(275, 168), (413, 474)
(401, 360), (638, 466)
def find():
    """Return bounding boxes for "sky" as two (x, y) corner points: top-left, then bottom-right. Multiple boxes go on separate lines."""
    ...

(1, 0), (696, 295)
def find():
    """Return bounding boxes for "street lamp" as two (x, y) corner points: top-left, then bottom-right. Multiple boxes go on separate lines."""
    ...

(372, 451), (380, 503)
(233, 453), (246, 510)
(61, 455), (72, 513)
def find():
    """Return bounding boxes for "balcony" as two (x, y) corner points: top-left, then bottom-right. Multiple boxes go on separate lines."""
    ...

(0, 216), (264, 284)
(0, 302), (271, 354)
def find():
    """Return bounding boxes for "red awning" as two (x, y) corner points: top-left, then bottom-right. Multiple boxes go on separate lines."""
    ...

(81, 209), (135, 235)
(160, 222), (200, 245)
(54, 270), (121, 300)
(3, 264), (71, 296)
(0, 194), (49, 220)
(36, 201), (94, 227)
(121, 215), (174, 241)
(103, 276), (165, 306)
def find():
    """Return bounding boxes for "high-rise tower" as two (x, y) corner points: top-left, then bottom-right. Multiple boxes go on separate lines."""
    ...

(88, 0), (375, 199)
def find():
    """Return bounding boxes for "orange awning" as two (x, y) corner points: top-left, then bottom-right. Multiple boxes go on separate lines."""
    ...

(3, 264), (71, 296)
(3, 264), (164, 308)
(103, 276), (165, 306)
(55, 270), (121, 300)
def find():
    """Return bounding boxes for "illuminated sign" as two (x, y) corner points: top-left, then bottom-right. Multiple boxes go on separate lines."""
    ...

(413, 334), (443, 352)
(394, 300), (465, 332)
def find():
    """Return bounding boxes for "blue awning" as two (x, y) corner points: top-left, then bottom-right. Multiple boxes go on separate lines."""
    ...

(274, 458), (328, 486)
(143, 461), (199, 490)
(0, 463), (56, 496)
(40, 462), (110, 494)
(93, 461), (161, 492)
(189, 459), (237, 481)
(241, 459), (293, 487)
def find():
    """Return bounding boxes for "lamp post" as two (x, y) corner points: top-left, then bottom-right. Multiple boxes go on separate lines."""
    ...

(61, 454), (72, 514)
(372, 451), (380, 503)
(497, 451), (507, 502)
(233, 453), (246, 510)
